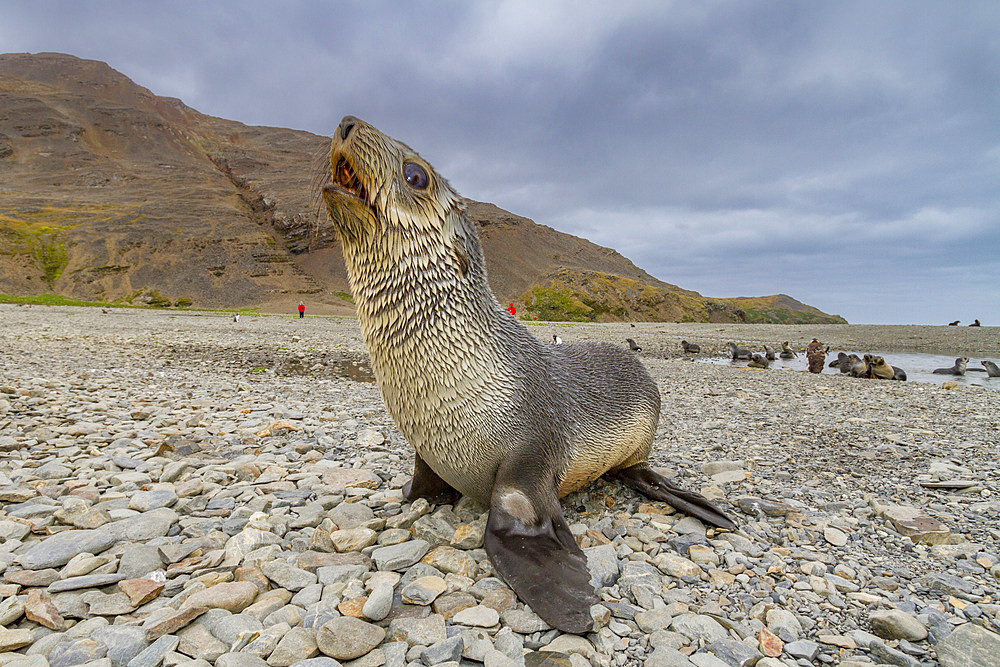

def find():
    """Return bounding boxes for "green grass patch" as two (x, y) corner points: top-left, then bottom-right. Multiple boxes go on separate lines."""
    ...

(332, 291), (355, 304)
(0, 293), (113, 307)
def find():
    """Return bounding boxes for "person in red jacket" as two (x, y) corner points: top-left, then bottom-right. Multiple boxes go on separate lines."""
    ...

(298, 303), (305, 319)
(507, 303), (516, 317)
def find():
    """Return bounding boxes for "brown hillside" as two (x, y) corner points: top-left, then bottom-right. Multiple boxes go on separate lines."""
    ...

(0, 53), (842, 323)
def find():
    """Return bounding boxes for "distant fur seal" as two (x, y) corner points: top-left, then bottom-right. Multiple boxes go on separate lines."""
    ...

(763, 345), (776, 361)
(970, 319), (981, 326)
(626, 338), (642, 352)
(870, 356), (895, 380)
(780, 341), (796, 359)
(933, 357), (969, 376)
(729, 342), (752, 360)
(681, 340), (700, 354)
(982, 360), (1000, 377)
(321, 116), (735, 633)
(806, 339), (825, 374)
(948, 320), (960, 326)
(747, 352), (769, 369)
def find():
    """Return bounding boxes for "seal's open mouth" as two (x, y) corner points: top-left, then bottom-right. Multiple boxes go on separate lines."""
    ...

(329, 156), (368, 204)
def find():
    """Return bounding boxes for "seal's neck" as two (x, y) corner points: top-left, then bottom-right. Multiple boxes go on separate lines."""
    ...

(342, 221), (510, 379)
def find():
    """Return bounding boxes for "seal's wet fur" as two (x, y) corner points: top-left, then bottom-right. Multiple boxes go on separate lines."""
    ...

(322, 116), (735, 633)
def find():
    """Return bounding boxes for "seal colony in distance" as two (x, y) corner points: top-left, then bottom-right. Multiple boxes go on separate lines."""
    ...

(321, 116), (736, 634)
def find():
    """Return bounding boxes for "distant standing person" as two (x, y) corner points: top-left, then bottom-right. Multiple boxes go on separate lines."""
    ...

(298, 303), (305, 319)
(507, 303), (516, 317)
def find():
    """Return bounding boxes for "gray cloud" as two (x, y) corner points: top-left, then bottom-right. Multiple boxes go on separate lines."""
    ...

(4, 0), (999, 324)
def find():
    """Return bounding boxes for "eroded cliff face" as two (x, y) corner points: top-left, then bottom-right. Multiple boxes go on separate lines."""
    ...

(0, 53), (844, 322)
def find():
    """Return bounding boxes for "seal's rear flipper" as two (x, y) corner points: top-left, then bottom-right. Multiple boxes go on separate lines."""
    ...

(403, 453), (460, 505)
(607, 464), (737, 531)
(485, 486), (597, 634)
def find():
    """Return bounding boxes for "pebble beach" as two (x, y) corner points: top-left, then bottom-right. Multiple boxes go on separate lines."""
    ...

(1, 305), (998, 667)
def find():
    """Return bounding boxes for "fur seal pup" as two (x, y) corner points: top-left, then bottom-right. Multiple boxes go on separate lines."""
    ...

(780, 341), (796, 359)
(747, 353), (769, 369)
(933, 357), (969, 376)
(321, 116), (735, 633)
(626, 338), (642, 352)
(806, 339), (825, 374)
(982, 360), (1000, 377)
(870, 356), (895, 380)
(729, 342), (752, 360)
(681, 340), (700, 354)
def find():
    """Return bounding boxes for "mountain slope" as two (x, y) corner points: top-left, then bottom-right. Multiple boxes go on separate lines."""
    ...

(0, 53), (844, 323)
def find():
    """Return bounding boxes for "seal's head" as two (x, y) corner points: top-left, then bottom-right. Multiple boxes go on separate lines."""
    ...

(321, 115), (472, 277)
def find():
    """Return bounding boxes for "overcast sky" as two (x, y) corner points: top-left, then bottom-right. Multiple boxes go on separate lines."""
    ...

(4, 1), (999, 324)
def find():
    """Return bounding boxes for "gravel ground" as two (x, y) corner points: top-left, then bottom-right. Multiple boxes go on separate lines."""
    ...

(0, 305), (998, 667)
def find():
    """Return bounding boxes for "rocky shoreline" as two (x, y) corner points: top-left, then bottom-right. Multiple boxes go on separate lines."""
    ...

(0, 305), (998, 667)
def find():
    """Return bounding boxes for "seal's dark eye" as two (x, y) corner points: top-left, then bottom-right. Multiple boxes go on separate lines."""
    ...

(403, 162), (429, 189)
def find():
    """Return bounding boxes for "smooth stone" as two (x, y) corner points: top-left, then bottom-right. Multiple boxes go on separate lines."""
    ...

(934, 622), (1000, 667)
(329, 503), (375, 529)
(181, 581), (259, 612)
(372, 541), (430, 571)
(267, 626), (319, 666)
(765, 608), (802, 642)
(583, 544), (620, 589)
(653, 553), (702, 578)
(422, 635), (464, 665)
(117, 545), (167, 579)
(824, 526), (848, 547)
(144, 606), (209, 642)
(783, 640), (820, 660)
(262, 560), (318, 592)
(635, 609), (674, 633)
(540, 635), (597, 662)
(212, 614), (265, 646)
(330, 528), (378, 552)
(500, 609), (551, 634)
(91, 625), (149, 666)
(18, 528), (116, 569)
(386, 615), (447, 646)
(876, 503), (951, 544)
(5, 568), (60, 587)
(645, 646), (696, 667)
(317, 564), (368, 586)
(400, 576), (447, 605)
(868, 609), (928, 641)
(316, 617), (386, 660)
(452, 605), (500, 628)
(126, 634), (180, 667)
(0, 628), (34, 651)
(104, 508), (178, 542)
(129, 489), (178, 512)
(48, 572), (127, 592)
(362, 584), (393, 621)
(215, 654), (270, 667)
(670, 614), (729, 644)
(707, 638), (762, 667)
(48, 638), (108, 667)
(177, 622), (228, 662)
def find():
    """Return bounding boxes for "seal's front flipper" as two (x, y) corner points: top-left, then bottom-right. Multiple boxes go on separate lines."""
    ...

(485, 485), (597, 634)
(607, 464), (737, 531)
(403, 453), (460, 505)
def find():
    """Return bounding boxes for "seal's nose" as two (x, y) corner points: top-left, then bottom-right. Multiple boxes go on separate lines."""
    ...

(339, 116), (358, 140)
